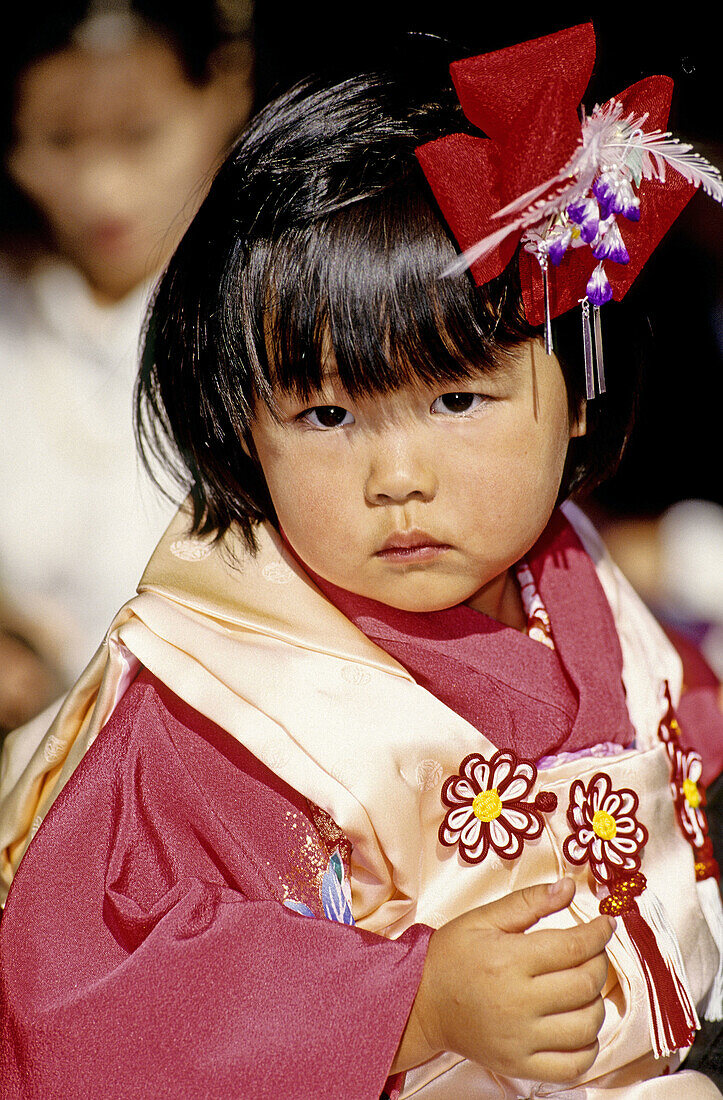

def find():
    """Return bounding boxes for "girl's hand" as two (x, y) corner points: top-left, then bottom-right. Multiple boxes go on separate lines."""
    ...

(392, 878), (614, 1083)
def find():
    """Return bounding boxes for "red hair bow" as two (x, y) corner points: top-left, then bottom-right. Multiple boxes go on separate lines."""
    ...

(416, 23), (708, 326)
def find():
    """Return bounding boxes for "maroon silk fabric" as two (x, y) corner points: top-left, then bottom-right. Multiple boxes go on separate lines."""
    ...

(666, 626), (723, 786)
(308, 511), (636, 760)
(0, 674), (430, 1098)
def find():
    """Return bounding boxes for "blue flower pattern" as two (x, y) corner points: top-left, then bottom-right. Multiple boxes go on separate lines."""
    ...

(284, 847), (355, 926)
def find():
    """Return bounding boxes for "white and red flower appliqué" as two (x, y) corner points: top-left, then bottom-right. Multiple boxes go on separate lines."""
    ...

(563, 771), (648, 884)
(666, 743), (708, 851)
(562, 770), (701, 1056)
(439, 750), (557, 865)
(658, 698), (709, 853)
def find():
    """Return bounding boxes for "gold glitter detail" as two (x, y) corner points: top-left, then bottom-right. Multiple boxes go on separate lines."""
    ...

(592, 809), (617, 840)
(472, 789), (503, 822)
(307, 801), (352, 869)
(599, 872), (646, 915)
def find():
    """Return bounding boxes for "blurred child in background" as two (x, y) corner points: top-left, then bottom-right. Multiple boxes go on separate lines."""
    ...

(0, 0), (253, 732)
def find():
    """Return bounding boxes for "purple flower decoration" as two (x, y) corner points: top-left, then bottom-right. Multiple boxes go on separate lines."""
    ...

(547, 226), (573, 266)
(593, 170), (640, 222)
(592, 218), (630, 264)
(567, 196), (600, 244)
(586, 262), (613, 306)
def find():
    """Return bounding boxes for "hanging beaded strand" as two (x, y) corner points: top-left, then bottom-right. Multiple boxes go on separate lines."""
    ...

(578, 297), (607, 399)
(593, 305), (606, 394)
(539, 253), (554, 356)
(580, 298), (595, 399)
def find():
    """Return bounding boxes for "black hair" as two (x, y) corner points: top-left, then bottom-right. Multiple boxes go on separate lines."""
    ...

(0, 0), (253, 242)
(136, 66), (643, 550)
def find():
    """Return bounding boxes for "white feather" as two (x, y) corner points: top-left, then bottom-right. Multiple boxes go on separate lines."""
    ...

(443, 98), (723, 279)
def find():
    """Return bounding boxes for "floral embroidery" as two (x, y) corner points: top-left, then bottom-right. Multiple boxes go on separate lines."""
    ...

(562, 771), (699, 1056)
(284, 847), (355, 925)
(668, 744), (708, 851)
(657, 685), (719, 882)
(439, 750), (557, 865)
(563, 771), (648, 884)
(658, 692), (723, 1021)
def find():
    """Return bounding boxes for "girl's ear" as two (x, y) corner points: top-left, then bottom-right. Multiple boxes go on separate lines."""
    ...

(570, 399), (587, 438)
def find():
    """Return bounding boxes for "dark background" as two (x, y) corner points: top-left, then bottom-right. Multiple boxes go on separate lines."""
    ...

(252, 6), (722, 516)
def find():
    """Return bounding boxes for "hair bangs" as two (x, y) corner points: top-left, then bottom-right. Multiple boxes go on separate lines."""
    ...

(137, 69), (641, 544)
(246, 184), (533, 408)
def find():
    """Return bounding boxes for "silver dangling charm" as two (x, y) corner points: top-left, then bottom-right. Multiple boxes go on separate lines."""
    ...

(580, 297), (595, 400)
(539, 254), (554, 356)
(593, 305), (606, 395)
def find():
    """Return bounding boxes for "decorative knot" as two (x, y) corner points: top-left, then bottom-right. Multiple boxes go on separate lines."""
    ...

(535, 791), (558, 813)
(592, 808), (617, 839)
(695, 838), (720, 882)
(472, 789), (502, 822)
(683, 778), (701, 809)
(599, 871), (647, 915)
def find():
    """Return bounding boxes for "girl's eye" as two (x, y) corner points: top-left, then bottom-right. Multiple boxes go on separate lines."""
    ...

(302, 405), (355, 429)
(431, 393), (484, 415)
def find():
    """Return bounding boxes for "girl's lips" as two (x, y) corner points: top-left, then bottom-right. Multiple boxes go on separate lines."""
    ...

(376, 531), (451, 561)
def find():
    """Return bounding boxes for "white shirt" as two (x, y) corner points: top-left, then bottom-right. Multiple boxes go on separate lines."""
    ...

(0, 259), (177, 680)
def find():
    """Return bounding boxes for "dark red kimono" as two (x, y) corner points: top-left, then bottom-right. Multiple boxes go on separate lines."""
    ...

(0, 673), (430, 1099)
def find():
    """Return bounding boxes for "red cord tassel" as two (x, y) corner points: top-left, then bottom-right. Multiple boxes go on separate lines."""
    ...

(601, 872), (698, 1057)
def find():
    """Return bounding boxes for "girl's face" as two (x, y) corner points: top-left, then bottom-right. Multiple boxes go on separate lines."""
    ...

(250, 339), (585, 626)
(7, 34), (251, 302)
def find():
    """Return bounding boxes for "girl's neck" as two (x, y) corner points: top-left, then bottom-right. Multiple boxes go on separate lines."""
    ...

(465, 567), (527, 632)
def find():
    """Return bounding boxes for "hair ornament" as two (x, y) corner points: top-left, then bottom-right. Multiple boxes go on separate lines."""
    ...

(416, 23), (723, 398)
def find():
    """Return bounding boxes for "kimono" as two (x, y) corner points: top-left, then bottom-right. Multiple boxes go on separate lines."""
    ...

(1, 501), (722, 1098)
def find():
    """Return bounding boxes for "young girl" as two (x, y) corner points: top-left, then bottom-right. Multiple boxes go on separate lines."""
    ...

(0, 0), (253, 714)
(2, 23), (723, 1099)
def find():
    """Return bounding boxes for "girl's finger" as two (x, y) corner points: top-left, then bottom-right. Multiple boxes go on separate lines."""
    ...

(526, 914), (615, 976)
(525, 1041), (601, 1085)
(533, 998), (607, 1054)
(530, 953), (610, 1014)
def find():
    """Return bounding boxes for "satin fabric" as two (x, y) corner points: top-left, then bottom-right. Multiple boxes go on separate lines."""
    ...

(0, 501), (720, 1097)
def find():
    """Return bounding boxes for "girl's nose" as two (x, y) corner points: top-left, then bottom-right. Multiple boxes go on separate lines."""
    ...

(364, 437), (437, 505)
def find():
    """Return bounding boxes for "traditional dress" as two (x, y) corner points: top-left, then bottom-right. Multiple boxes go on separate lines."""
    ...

(1, 502), (722, 1098)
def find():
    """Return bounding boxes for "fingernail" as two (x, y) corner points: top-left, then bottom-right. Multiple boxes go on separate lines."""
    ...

(608, 916), (617, 932)
(548, 878), (568, 897)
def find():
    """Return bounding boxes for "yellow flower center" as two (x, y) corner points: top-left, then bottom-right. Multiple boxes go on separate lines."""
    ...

(472, 789), (503, 822)
(683, 778), (701, 809)
(592, 809), (617, 840)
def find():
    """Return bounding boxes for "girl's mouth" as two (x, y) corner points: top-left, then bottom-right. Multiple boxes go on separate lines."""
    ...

(376, 530), (451, 562)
